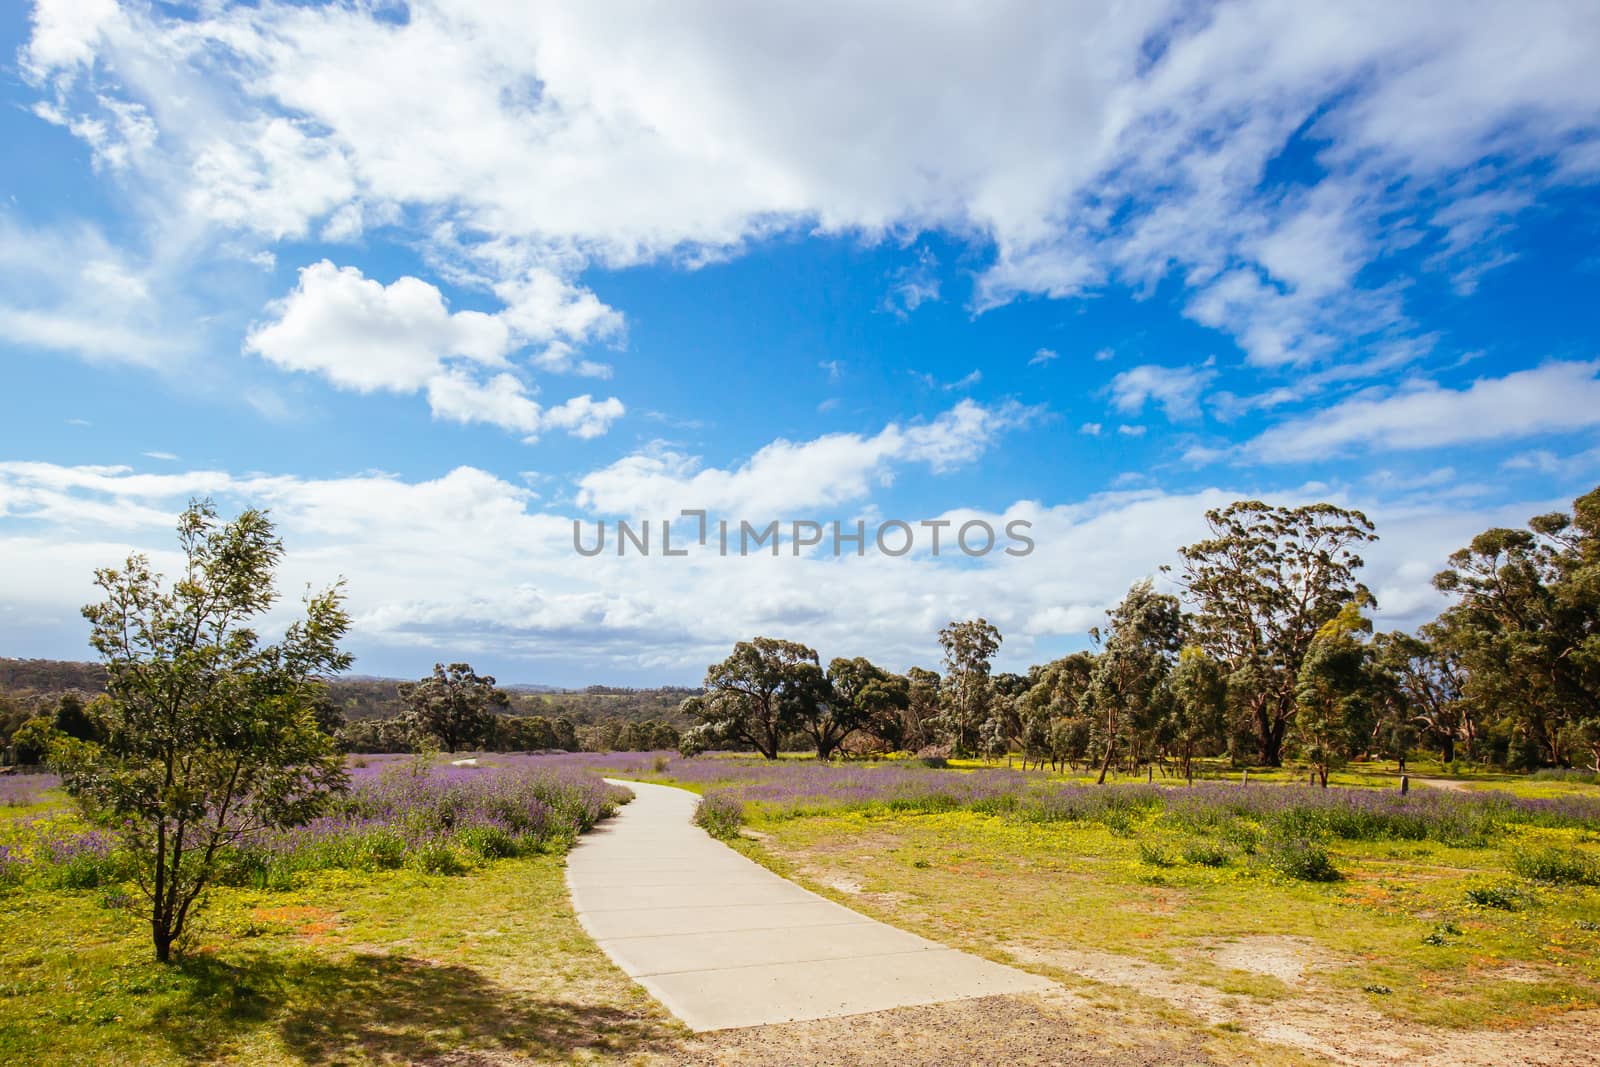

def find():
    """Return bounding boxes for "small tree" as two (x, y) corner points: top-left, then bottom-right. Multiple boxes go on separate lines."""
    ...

(901, 667), (942, 751)
(1372, 628), (1468, 763)
(1167, 646), (1227, 782)
(936, 619), (1002, 756)
(398, 663), (507, 753)
(1082, 580), (1182, 784)
(64, 500), (350, 962)
(1294, 603), (1373, 787)
(1019, 653), (1096, 771)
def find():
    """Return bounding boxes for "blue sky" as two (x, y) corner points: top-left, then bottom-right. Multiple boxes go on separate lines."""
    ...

(2, 2), (1599, 684)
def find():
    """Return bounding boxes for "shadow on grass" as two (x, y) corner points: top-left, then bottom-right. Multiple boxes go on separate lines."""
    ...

(155, 951), (679, 1064)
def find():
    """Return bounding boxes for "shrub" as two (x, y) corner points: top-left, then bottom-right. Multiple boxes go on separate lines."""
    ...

(694, 791), (746, 840)
(352, 827), (408, 870)
(1262, 836), (1339, 881)
(1100, 807), (1135, 837)
(1511, 846), (1600, 886)
(1465, 884), (1521, 910)
(1221, 822), (1261, 856)
(408, 838), (469, 875)
(1137, 840), (1177, 867)
(1182, 840), (1232, 867)
(459, 824), (519, 860)
(1530, 768), (1600, 785)
(0, 844), (21, 890)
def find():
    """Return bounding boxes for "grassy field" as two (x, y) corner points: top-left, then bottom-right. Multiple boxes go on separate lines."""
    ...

(602, 752), (1600, 1061)
(0, 765), (689, 1066)
(7, 753), (1599, 1065)
(0, 851), (684, 1065)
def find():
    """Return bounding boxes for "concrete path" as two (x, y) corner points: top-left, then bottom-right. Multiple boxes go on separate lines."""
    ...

(565, 779), (1053, 1032)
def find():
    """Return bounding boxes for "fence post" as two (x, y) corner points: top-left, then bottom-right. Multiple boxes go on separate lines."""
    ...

(1400, 775), (1410, 796)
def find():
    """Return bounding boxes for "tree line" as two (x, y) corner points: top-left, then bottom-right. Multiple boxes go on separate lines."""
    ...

(2, 662), (692, 762)
(681, 488), (1600, 776)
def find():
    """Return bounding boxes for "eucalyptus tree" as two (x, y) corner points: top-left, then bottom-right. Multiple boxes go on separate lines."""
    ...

(1294, 603), (1375, 787)
(901, 666), (943, 751)
(399, 663), (508, 753)
(687, 637), (821, 760)
(821, 657), (909, 756)
(936, 618), (1002, 756)
(1166, 646), (1227, 782)
(1019, 652), (1095, 770)
(1082, 579), (1183, 784)
(1371, 626), (1469, 762)
(1179, 500), (1378, 766)
(1433, 486), (1600, 768)
(63, 501), (350, 962)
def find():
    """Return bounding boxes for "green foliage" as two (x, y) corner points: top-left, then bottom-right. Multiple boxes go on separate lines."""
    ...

(1166, 647), (1227, 780)
(1511, 846), (1600, 885)
(936, 618), (1001, 756)
(7, 716), (57, 765)
(407, 838), (470, 875)
(1465, 884), (1522, 910)
(1261, 835), (1338, 881)
(689, 637), (822, 760)
(1180, 500), (1378, 766)
(1018, 652), (1095, 771)
(1136, 839), (1176, 867)
(398, 663), (506, 754)
(820, 656), (909, 757)
(1082, 580), (1182, 783)
(61, 499), (352, 962)
(1433, 487), (1600, 770)
(693, 791), (746, 840)
(1294, 602), (1376, 787)
(1181, 839), (1232, 867)
(458, 825), (520, 860)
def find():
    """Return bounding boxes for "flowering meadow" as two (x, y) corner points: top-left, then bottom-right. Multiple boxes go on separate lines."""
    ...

(596, 754), (1600, 834)
(576, 752), (1600, 883)
(0, 755), (627, 892)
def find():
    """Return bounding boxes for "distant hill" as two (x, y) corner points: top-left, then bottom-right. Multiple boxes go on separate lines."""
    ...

(0, 657), (697, 726)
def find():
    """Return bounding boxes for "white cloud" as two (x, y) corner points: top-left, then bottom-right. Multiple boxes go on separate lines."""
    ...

(1246, 361), (1600, 462)
(1029, 347), (1059, 367)
(0, 458), (1562, 680)
(22, 0), (1598, 383)
(1117, 425), (1147, 437)
(576, 400), (1032, 516)
(1079, 422), (1102, 436)
(247, 261), (508, 392)
(1500, 445), (1600, 478)
(883, 246), (941, 318)
(1108, 362), (1216, 420)
(0, 217), (179, 366)
(245, 261), (625, 439)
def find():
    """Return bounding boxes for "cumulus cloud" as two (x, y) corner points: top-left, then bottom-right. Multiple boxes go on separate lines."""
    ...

(1108, 362), (1216, 420)
(245, 261), (624, 439)
(0, 458), (1560, 680)
(21, 0), (1600, 384)
(575, 400), (1034, 515)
